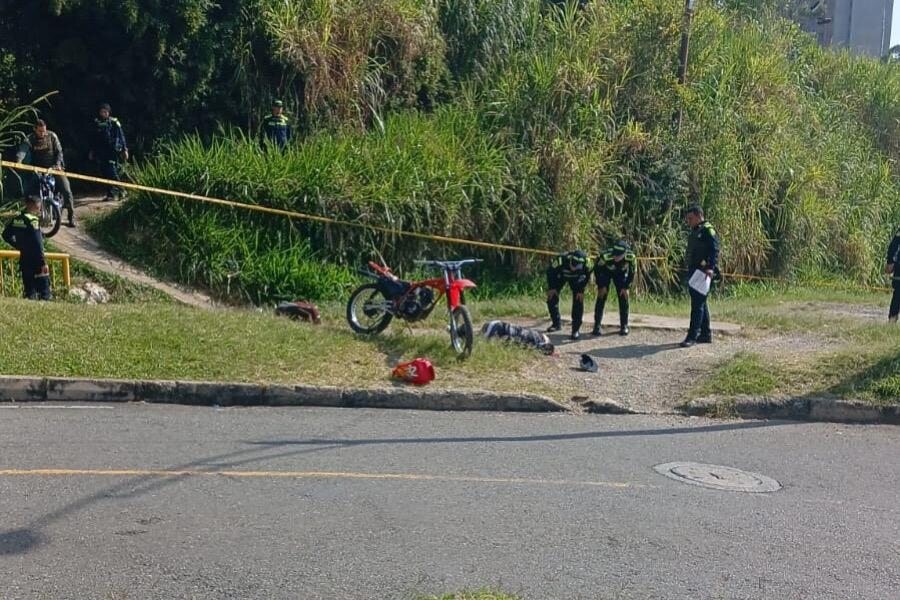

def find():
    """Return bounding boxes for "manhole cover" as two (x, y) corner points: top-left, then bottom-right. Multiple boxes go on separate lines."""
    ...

(653, 462), (781, 493)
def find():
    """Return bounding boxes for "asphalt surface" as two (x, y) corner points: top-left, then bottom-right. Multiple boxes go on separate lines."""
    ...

(0, 405), (897, 600)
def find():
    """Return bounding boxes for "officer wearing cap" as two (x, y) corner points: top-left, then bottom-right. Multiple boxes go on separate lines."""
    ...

(89, 102), (129, 201)
(887, 226), (900, 323)
(2, 196), (51, 300)
(592, 240), (637, 336)
(546, 250), (593, 340)
(681, 205), (719, 347)
(260, 100), (292, 150)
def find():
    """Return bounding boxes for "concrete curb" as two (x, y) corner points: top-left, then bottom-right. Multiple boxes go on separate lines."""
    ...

(682, 395), (900, 425)
(0, 376), (567, 413)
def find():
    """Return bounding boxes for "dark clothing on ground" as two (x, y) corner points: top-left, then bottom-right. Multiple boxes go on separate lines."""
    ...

(593, 246), (637, 330)
(482, 320), (555, 355)
(260, 114), (291, 149)
(2, 211), (51, 300)
(90, 116), (128, 198)
(888, 229), (900, 319)
(685, 220), (719, 341)
(547, 251), (593, 334)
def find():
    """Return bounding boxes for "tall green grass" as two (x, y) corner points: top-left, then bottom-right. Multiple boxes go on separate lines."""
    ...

(95, 0), (900, 304)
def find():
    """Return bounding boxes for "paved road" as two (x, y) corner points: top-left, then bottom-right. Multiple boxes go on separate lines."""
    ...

(0, 405), (897, 599)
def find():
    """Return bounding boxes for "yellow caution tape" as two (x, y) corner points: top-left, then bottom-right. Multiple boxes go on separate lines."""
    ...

(1, 161), (667, 261)
(2, 161), (892, 294)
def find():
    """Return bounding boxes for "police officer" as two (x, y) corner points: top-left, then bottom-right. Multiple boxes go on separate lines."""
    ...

(15, 119), (76, 227)
(681, 205), (719, 347)
(592, 240), (636, 336)
(260, 100), (291, 150)
(546, 250), (593, 340)
(2, 196), (51, 301)
(887, 227), (900, 323)
(88, 103), (129, 201)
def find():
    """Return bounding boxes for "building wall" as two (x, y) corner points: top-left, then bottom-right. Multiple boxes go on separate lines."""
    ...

(825, 0), (894, 57)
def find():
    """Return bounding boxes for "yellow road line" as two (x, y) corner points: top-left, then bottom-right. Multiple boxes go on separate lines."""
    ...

(0, 468), (645, 489)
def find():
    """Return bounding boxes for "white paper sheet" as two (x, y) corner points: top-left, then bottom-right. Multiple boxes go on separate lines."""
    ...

(688, 269), (711, 296)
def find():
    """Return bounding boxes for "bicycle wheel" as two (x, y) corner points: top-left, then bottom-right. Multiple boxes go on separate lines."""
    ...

(346, 283), (394, 334)
(40, 199), (61, 238)
(449, 305), (474, 359)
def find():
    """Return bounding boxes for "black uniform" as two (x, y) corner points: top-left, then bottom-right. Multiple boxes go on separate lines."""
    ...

(547, 250), (593, 337)
(260, 114), (291, 150)
(684, 220), (719, 343)
(593, 243), (637, 335)
(888, 228), (900, 321)
(90, 116), (128, 199)
(2, 210), (51, 300)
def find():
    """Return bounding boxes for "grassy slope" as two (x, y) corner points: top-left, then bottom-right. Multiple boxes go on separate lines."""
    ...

(0, 297), (555, 398)
(0, 282), (896, 404)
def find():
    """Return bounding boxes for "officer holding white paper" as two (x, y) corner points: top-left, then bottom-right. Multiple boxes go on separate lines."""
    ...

(681, 205), (719, 347)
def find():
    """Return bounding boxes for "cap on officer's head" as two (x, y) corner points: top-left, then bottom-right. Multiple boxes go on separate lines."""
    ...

(24, 195), (40, 208)
(611, 240), (630, 256)
(272, 99), (284, 108)
(99, 102), (111, 111)
(686, 204), (704, 217)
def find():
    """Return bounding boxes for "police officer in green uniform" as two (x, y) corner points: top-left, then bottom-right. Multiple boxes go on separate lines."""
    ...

(546, 250), (593, 340)
(15, 120), (76, 227)
(887, 227), (900, 323)
(2, 196), (51, 300)
(260, 100), (292, 150)
(681, 205), (719, 347)
(89, 103), (129, 201)
(592, 240), (637, 336)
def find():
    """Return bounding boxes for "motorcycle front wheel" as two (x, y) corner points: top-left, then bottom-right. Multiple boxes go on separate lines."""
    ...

(449, 305), (474, 359)
(40, 198), (62, 238)
(346, 283), (394, 334)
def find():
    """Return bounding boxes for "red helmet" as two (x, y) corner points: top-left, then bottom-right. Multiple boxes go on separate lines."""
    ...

(392, 358), (435, 385)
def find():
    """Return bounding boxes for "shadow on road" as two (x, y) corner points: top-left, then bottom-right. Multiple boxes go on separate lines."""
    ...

(0, 412), (368, 556)
(244, 419), (793, 449)
(586, 343), (682, 360)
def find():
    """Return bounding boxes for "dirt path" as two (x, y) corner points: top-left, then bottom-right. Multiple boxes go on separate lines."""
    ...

(511, 316), (829, 414)
(52, 197), (217, 309)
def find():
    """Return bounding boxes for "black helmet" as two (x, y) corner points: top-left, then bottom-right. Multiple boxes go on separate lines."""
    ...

(579, 353), (599, 373)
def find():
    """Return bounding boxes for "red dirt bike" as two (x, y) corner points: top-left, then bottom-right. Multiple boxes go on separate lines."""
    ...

(346, 259), (482, 358)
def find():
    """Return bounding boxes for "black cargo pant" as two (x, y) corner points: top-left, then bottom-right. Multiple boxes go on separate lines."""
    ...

(890, 280), (900, 321)
(594, 268), (630, 330)
(22, 267), (51, 301)
(547, 270), (589, 334)
(687, 287), (711, 340)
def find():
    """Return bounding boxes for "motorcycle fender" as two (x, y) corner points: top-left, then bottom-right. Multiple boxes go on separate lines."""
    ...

(448, 279), (477, 307)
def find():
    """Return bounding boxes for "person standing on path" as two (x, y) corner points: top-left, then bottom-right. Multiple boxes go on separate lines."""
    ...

(681, 205), (719, 348)
(2, 196), (51, 300)
(14, 120), (76, 227)
(546, 250), (593, 341)
(592, 240), (636, 337)
(887, 227), (900, 323)
(259, 100), (291, 150)
(88, 102), (128, 201)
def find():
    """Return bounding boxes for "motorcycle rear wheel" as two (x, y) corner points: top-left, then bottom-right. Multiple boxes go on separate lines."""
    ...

(347, 283), (394, 334)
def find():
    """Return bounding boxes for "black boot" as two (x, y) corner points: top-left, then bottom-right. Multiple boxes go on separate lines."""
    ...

(618, 294), (629, 336)
(547, 323), (562, 333)
(65, 210), (76, 228)
(593, 295), (606, 338)
(680, 336), (697, 348)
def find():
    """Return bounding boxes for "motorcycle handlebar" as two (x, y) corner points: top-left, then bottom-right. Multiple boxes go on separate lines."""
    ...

(414, 259), (483, 270)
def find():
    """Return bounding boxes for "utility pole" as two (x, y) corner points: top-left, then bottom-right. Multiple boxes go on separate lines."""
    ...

(675, 0), (697, 134)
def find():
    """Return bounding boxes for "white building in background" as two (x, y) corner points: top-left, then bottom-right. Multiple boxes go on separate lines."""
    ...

(799, 0), (897, 57)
